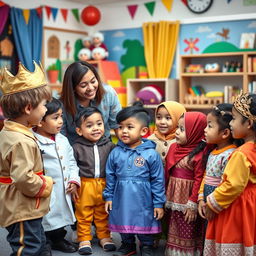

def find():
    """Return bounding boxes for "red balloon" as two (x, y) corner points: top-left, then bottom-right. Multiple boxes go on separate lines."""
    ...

(81, 6), (101, 26)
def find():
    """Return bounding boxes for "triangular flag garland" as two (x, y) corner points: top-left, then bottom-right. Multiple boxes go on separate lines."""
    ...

(60, 8), (68, 22)
(51, 7), (58, 21)
(71, 8), (80, 22)
(44, 6), (51, 19)
(144, 1), (156, 16)
(161, 0), (174, 11)
(127, 4), (138, 19)
(23, 9), (30, 24)
(36, 7), (42, 18)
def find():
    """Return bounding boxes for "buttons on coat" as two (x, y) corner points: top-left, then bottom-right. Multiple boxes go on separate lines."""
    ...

(60, 156), (63, 160)
(162, 152), (166, 156)
(164, 142), (168, 146)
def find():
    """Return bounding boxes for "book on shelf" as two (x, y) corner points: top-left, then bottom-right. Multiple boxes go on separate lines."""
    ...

(224, 85), (240, 103)
(248, 57), (252, 73)
(189, 86), (205, 96)
(253, 57), (256, 72)
(248, 81), (256, 93)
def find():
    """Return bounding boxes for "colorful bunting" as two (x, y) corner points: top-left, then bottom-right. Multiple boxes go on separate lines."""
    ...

(51, 7), (58, 21)
(36, 7), (42, 18)
(71, 8), (80, 22)
(45, 6), (51, 20)
(60, 8), (68, 22)
(161, 0), (173, 11)
(127, 4), (138, 19)
(144, 1), (156, 16)
(23, 9), (30, 24)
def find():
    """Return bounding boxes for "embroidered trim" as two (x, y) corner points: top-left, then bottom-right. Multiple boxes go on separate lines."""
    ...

(207, 193), (223, 213)
(204, 239), (256, 255)
(165, 201), (187, 212)
(186, 200), (198, 211)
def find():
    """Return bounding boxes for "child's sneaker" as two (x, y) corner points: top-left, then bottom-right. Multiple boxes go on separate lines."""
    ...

(113, 242), (136, 256)
(78, 241), (92, 255)
(99, 237), (116, 252)
(140, 245), (154, 256)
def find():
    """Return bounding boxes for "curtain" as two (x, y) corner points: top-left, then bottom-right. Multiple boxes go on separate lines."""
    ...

(0, 5), (10, 35)
(143, 21), (180, 78)
(10, 7), (43, 71)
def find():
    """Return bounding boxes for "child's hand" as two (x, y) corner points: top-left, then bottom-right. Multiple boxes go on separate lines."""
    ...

(205, 205), (216, 221)
(198, 200), (206, 219)
(105, 201), (112, 214)
(154, 208), (164, 220)
(66, 183), (79, 203)
(184, 208), (197, 224)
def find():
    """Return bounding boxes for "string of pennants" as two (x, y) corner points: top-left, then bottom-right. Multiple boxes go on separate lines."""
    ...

(0, 0), (81, 23)
(127, 0), (173, 19)
(0, 0), (174, 24)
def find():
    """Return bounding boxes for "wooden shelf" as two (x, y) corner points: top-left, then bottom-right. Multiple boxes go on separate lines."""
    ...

(179, 51), (256, 109)
(181, 72), (243, 77)
(127, 78), (179, 108)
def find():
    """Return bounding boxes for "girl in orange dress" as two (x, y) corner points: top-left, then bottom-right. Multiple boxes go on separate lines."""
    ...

(204, 92), (256, 255)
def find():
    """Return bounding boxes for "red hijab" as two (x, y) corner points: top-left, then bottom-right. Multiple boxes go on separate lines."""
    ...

(166, 112), (207, 172)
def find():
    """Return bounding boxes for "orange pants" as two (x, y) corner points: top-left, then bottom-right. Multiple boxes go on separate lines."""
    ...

(75, 177), (110, 241)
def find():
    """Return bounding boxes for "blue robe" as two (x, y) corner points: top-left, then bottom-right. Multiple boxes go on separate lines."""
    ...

(103, 139), (165, 234)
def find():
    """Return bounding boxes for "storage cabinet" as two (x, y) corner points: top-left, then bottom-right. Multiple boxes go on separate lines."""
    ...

(127, 78), (179, 108)
(179, 51), (256, 109)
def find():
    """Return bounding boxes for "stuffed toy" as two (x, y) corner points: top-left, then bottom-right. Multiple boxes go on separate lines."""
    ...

(90, 32), (108, 59)
(78, 48), (91, 61)
(82, 36), (92, 49)
(205, 63), (220, 73)
(92, 47), (107, 60)
(135, 84), (164, 105)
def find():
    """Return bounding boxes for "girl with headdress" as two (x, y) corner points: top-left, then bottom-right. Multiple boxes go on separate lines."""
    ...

(148, 101), (186, 167)
(165, 112), (208, 255)
(204, 92), (256, 255)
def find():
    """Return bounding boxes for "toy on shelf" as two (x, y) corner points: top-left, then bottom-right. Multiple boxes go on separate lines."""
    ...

(135, 84), (164, 105)
(92, 47), (107, 60)
(82, 36), (92, 49)
(205, 63), (220, 73)
(90, 32), (108, 59)
(184, 94), (223, 106)
(78, 48), (91, 61)
(185, 64), (204, 73)
(222, 61), (243, 72)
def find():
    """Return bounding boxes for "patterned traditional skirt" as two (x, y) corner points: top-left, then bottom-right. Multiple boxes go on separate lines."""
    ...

(165, 168), (204, 256)
(204, 183), (256, 255)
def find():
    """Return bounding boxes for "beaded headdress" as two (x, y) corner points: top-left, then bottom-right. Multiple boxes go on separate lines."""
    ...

(233, 91), (256, 121)
(0, 62), (47, 95)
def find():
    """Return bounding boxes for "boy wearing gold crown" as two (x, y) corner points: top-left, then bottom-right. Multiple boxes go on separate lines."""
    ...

(0, 62), (54, 256)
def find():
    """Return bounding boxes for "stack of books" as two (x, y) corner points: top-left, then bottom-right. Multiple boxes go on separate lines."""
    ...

(188, 85), (205, 96)
(224, 86), (240, 103)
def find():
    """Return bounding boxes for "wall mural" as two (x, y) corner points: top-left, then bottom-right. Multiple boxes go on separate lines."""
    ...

(103, 19), (256, 80)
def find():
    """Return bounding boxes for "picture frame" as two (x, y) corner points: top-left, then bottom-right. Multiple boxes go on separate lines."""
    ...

(240, 33), (256, 49)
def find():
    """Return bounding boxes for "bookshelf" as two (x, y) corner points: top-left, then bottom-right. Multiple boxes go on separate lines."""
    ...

(179, 51), (256, 109)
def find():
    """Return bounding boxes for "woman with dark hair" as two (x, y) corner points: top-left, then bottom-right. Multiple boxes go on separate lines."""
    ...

(60, 61), (121, 145)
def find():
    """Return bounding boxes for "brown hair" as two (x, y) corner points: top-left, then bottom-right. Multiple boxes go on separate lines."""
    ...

(60, 61), (105, 120)
(0, 85), (51, 119)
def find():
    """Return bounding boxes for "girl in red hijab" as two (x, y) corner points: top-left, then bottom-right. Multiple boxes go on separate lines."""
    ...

(165, 112), (208, 256)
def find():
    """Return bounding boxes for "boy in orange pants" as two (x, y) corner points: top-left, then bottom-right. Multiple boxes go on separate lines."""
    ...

(72, 107), (116, 255)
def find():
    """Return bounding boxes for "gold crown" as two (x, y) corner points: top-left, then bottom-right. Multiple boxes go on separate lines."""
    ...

(234, 91), (256, 121)
(0, 62), (47, 95)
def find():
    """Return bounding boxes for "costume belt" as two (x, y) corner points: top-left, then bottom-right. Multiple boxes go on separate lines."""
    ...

(0, 171), (43, 185)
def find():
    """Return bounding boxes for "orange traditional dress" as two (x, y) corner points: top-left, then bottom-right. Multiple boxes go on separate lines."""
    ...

(204, 142), (256, 255)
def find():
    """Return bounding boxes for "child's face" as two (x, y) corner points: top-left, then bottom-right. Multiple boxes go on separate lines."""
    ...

(117, 117), (148, 149)
(26, 99), (47, 127)
(76, 112), (104, 142)
(155, 106), (173, 136)
(39, 108), (63, 138)
(230, 107), (248, 139)
(204, 112), (224, 144)
(175, 117), (187, 145)
(75, 70), (99, 102)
